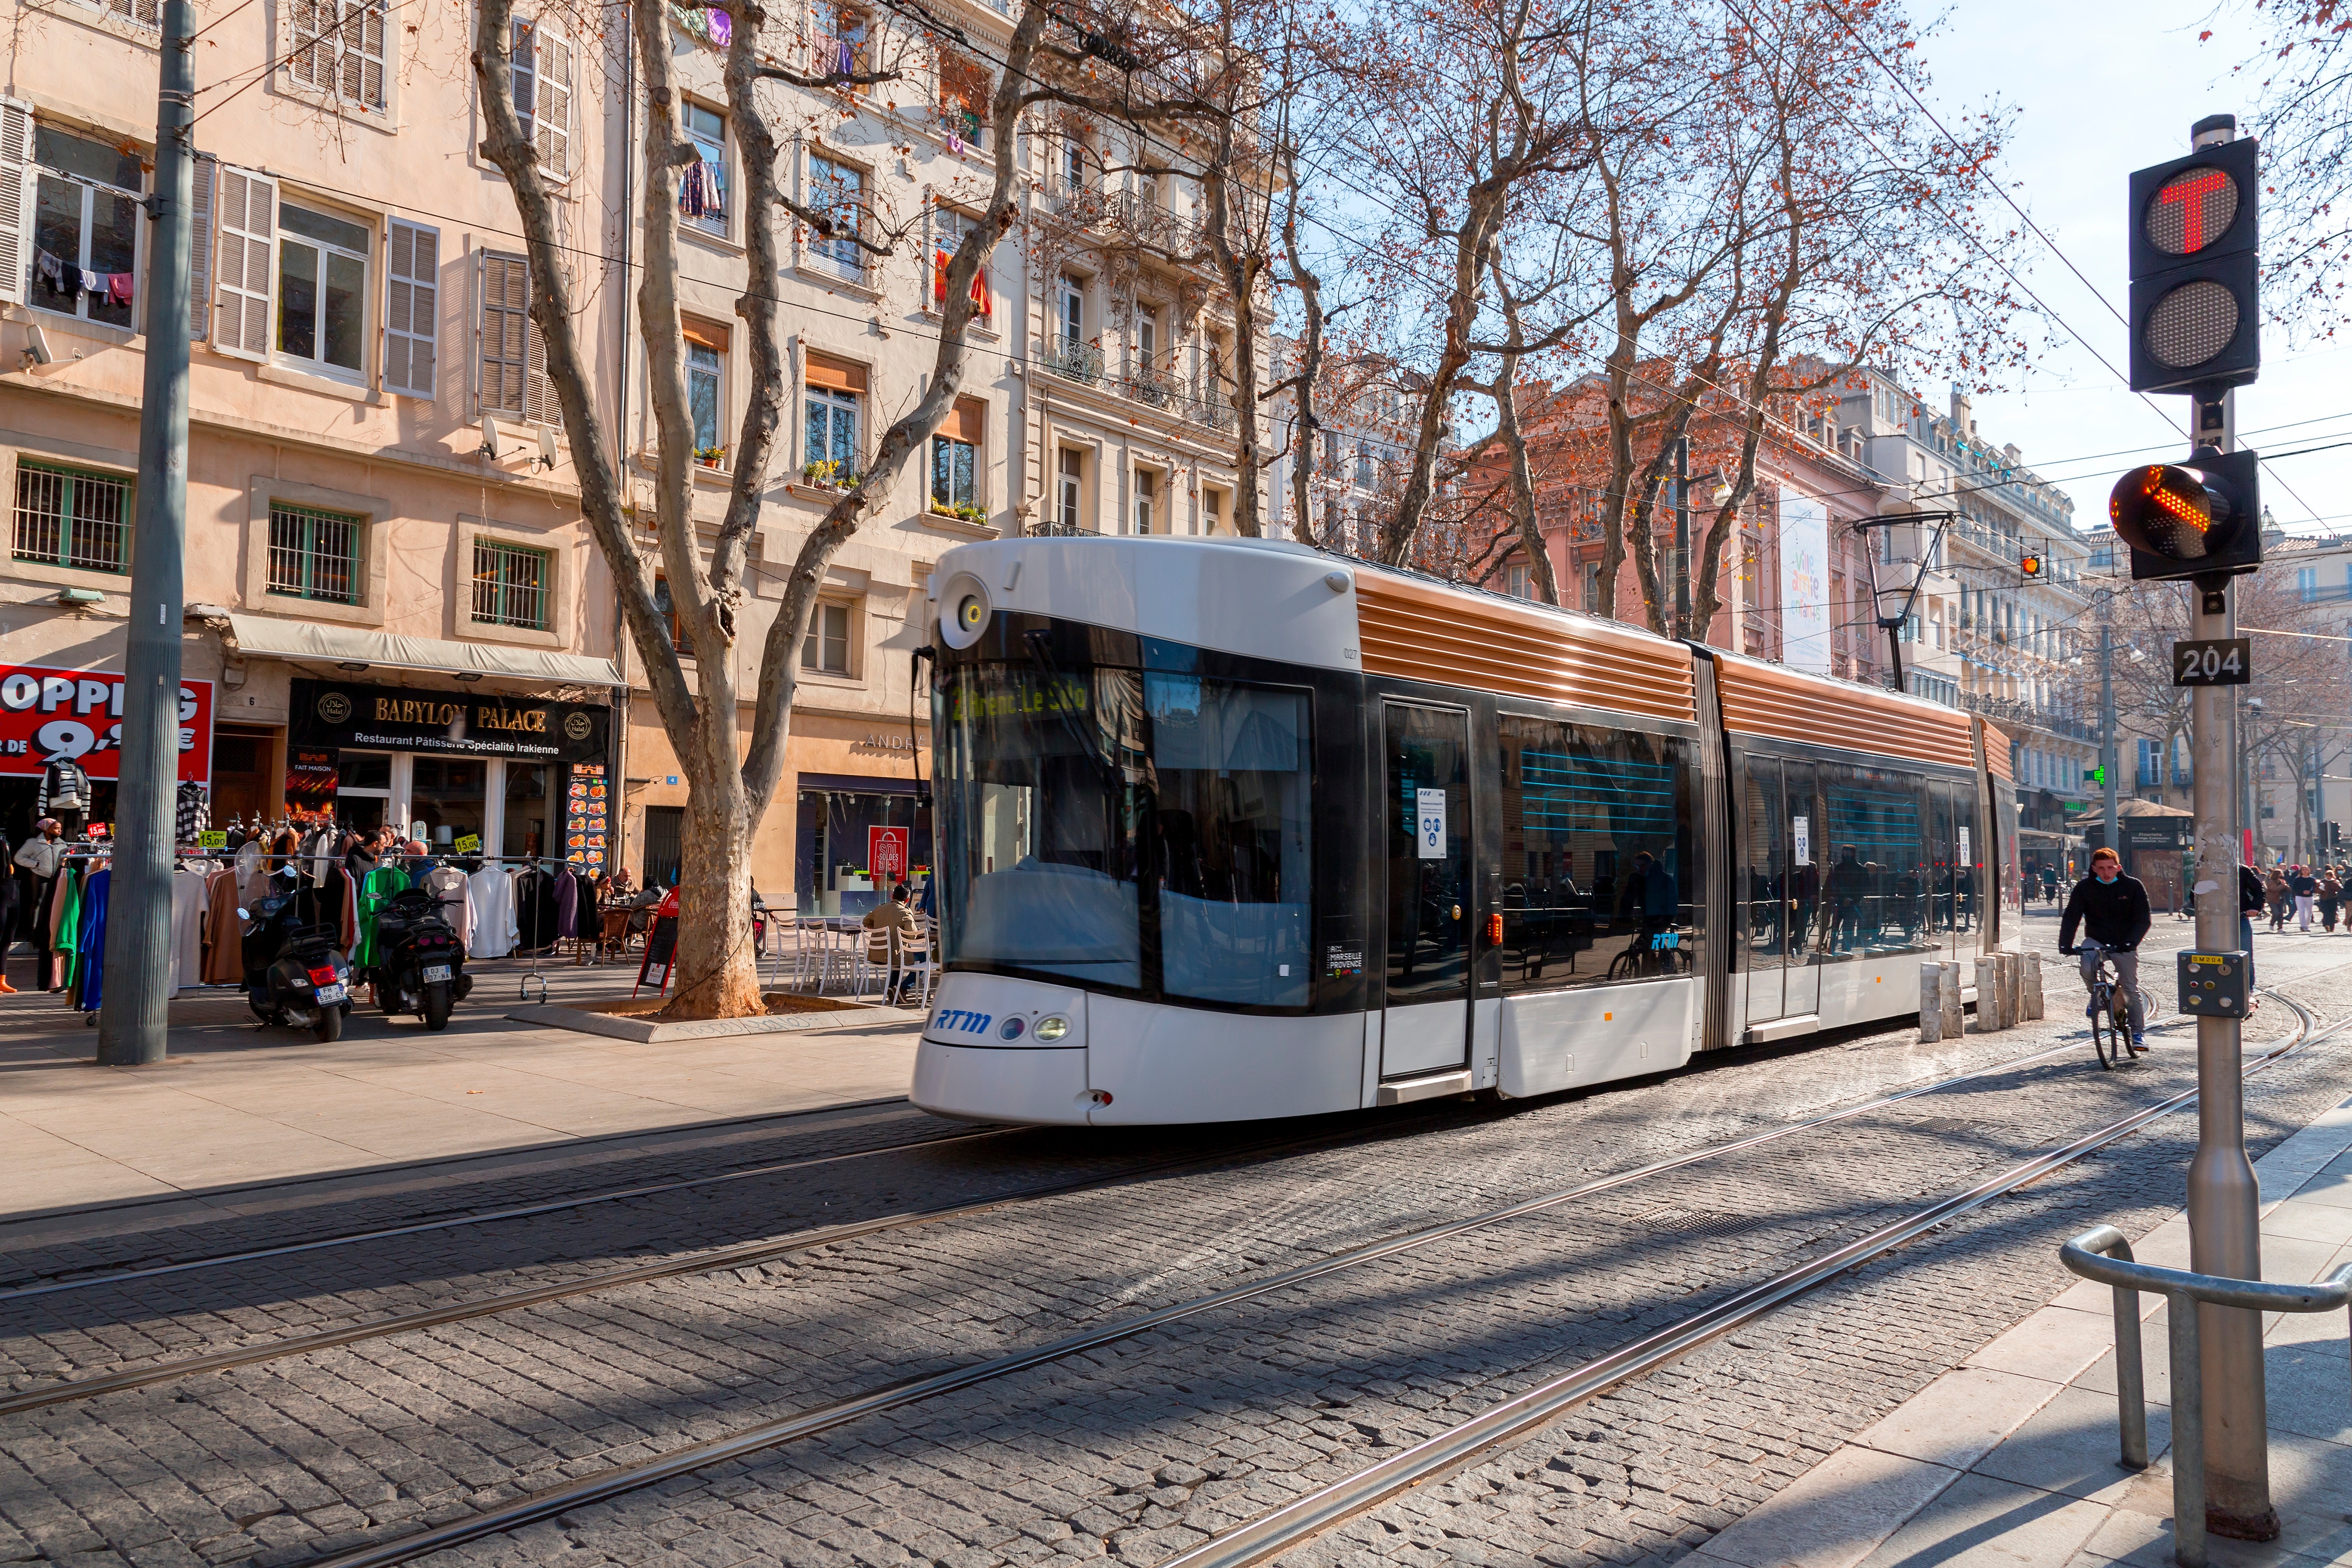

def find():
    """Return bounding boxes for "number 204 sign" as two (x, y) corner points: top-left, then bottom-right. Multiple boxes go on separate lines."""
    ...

(2172, 637), (2251, 687)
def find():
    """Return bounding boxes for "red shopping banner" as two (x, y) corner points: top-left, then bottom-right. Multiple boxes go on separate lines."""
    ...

(869, 825), (909, 882)
(0, 665), (214, 782)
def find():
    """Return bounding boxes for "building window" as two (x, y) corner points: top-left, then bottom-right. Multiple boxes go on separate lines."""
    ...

(928, 205), (993, 326)
(654, 574), (693, 656)
(804, 384), (860, 486)
(30, 126), (142, 330)
(1134, 468), (1157, 535)
(802, 600), (851, 674)
(686, 323), (727, 457)
(1057, 448), (1085, 533)
(471, 539), (550, 629)
(267, 502), (362, 603)
(510, 17), (573, 180)
(807, 155), (866, 279)
(931, 433), (976, 512)
(2298, 565), (2318, 603)
(278, 201), (371, 380)
(937, 50), (990, 146)
(681, 100), (729, 235)
(13, 462), (128, 573)
(1507, 563), (1533, 600)
(1203, 487), (1226, 535)
(1582, 561), (1600, 613)
(287, 0), (389, 112)
(810, 4), (869, 84)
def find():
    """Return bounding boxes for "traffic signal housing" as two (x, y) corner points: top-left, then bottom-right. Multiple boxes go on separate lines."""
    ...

(2107, 448), (2262, 582)
(2020, 553), (2043, 580)
(2129, 136), (2260, 393)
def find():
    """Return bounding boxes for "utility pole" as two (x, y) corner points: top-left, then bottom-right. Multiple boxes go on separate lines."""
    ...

(2101, 613), (2119, 859)
(1673, 435), (1692, 635)
(95, 0), (195, 1069)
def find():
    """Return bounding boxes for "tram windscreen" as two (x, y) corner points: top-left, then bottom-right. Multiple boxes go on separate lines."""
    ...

(936, 664), (1146, 987)
(935, 661), (1313, 1005)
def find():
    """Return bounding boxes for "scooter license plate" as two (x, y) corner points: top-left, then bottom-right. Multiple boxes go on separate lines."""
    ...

(421, 965), (452, 983)
(315, 983), (348, 1004)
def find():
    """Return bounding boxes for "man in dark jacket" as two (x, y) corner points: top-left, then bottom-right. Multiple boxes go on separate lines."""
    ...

(2061, 847), (2154, 1050)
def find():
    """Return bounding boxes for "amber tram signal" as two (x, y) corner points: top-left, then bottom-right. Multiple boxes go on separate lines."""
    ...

(2111, 111), (2277, 1550)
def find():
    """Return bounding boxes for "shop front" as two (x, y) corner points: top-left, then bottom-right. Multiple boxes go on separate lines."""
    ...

(286, 678), (613, 871)
(795, 773), (931, 916)
(0, 661), (215, 845)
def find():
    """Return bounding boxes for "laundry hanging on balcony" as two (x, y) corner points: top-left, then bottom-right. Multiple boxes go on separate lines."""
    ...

(679, 159), (726, 221)
(932, 249), (991, 324)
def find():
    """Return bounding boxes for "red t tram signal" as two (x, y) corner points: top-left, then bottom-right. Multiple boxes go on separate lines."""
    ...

(2127, 135), (2259, 393)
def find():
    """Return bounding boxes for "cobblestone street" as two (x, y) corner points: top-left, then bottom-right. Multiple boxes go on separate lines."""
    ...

(2, 909), (2349, 1568)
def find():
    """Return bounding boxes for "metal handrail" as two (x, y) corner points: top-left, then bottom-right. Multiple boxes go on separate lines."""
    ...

(2058, 1225), (2352, 1568)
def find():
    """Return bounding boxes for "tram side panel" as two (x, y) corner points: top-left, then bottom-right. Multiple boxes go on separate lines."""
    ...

(1482, 698), (1708, 1100)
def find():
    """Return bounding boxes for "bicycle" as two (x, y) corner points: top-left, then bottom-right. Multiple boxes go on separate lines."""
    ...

(2072, 941), (2141, 1071)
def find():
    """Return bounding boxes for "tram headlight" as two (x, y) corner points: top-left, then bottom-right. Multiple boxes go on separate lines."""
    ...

(938, 571), (993, 649)
(1034, 1014), (1069, 1042)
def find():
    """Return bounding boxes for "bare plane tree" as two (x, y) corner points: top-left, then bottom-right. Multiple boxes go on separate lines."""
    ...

(470, 0), (1046, 1019)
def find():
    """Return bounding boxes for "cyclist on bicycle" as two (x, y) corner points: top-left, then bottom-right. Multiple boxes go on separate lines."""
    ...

(2059, 847), (2153, 1052)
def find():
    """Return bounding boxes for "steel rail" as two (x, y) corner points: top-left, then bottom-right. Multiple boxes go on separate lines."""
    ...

(1152, 990), (2336, 1568)
(0, 1123), (1009, 1303)
(262, 1028), (2130, 1568)
(0, 1027), (2093, 1421)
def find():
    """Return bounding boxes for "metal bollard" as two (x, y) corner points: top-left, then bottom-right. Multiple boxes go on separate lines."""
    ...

(2060, 1226), (2352, 1568)
(1940, 960), (1964, 1039)
(2022, 951), (2045, 1021)
(1919, 963), (1945, 1043)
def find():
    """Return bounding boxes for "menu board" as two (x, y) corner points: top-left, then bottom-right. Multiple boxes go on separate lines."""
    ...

(566, 762), (610, 872)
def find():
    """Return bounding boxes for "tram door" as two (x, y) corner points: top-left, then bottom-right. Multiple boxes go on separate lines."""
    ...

(1743, 758), (1823, 1025)
(1381, 703), (1472, 1078)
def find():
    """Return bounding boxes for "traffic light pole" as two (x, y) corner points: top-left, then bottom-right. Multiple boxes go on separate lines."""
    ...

(2188, 382), (2276, 1542)
(2101, 617), (2118, 855)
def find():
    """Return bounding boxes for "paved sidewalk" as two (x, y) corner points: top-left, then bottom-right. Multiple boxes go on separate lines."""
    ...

(1693, 1091), (2352, 1568)
(0, 950), (924, 1227)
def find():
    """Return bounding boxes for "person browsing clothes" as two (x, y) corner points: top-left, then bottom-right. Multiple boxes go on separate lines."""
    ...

(2060, 847), (2153, 1054)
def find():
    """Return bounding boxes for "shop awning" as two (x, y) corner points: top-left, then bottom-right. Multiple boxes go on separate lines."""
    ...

(222, 614), (623, 687)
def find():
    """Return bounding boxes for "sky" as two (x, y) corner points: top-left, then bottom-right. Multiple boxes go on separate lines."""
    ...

(1922, 0), (2352, 536)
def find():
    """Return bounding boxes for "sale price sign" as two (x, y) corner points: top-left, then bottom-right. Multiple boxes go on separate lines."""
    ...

(868, 825), (909, 883)
(0, 666), (213, 782)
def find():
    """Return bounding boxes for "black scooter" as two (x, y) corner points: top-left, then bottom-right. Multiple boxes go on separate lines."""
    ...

(240, 869), (356, 1042)
(370, 886), (472, 1029)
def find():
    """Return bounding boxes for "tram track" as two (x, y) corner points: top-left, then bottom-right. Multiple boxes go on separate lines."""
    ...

(248, 987), (2338, 1568)
(0, 1020), (2100, 1417)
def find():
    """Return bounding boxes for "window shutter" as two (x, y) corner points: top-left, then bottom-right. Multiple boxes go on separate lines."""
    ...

(213, 166), (277, 361)
(184, 152), (215, 341)
(0, 98), (30, 308)
(478, 249), (529, 416)
(384, 219), (438, 399)
(534, 26), (572, 180)
(523, 260), (573, 426)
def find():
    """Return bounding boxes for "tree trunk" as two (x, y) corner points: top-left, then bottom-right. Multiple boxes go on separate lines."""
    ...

(669, 775), (763, 1016)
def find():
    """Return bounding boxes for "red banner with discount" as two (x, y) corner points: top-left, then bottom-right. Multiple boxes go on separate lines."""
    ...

(0, 666), (214, 783)
(868, 825), (909, 883)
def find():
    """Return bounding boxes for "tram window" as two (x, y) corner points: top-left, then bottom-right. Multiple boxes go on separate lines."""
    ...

(1819, 762), (1937, 957)
(1495, 715), (1699, 994)
(1146, 673), (1311, 1007)
(935, 663), (1144, 987)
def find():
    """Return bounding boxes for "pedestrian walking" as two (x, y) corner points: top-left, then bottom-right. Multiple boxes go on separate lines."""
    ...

(2292, 864), (2319, 932)
(2268, 868), (2291, 931)
(2321, 870), (2343, 932)
(2060, 848), (2153, 1053)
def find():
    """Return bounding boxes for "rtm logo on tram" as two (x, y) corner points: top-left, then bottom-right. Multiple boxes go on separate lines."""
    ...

(932, 1010), (994, 1035)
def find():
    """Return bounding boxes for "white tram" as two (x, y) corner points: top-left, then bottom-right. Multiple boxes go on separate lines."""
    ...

(912, 534), (2020, 1126)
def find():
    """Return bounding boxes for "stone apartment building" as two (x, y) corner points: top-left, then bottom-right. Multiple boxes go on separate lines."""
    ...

(0, 0), (1262, 915)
